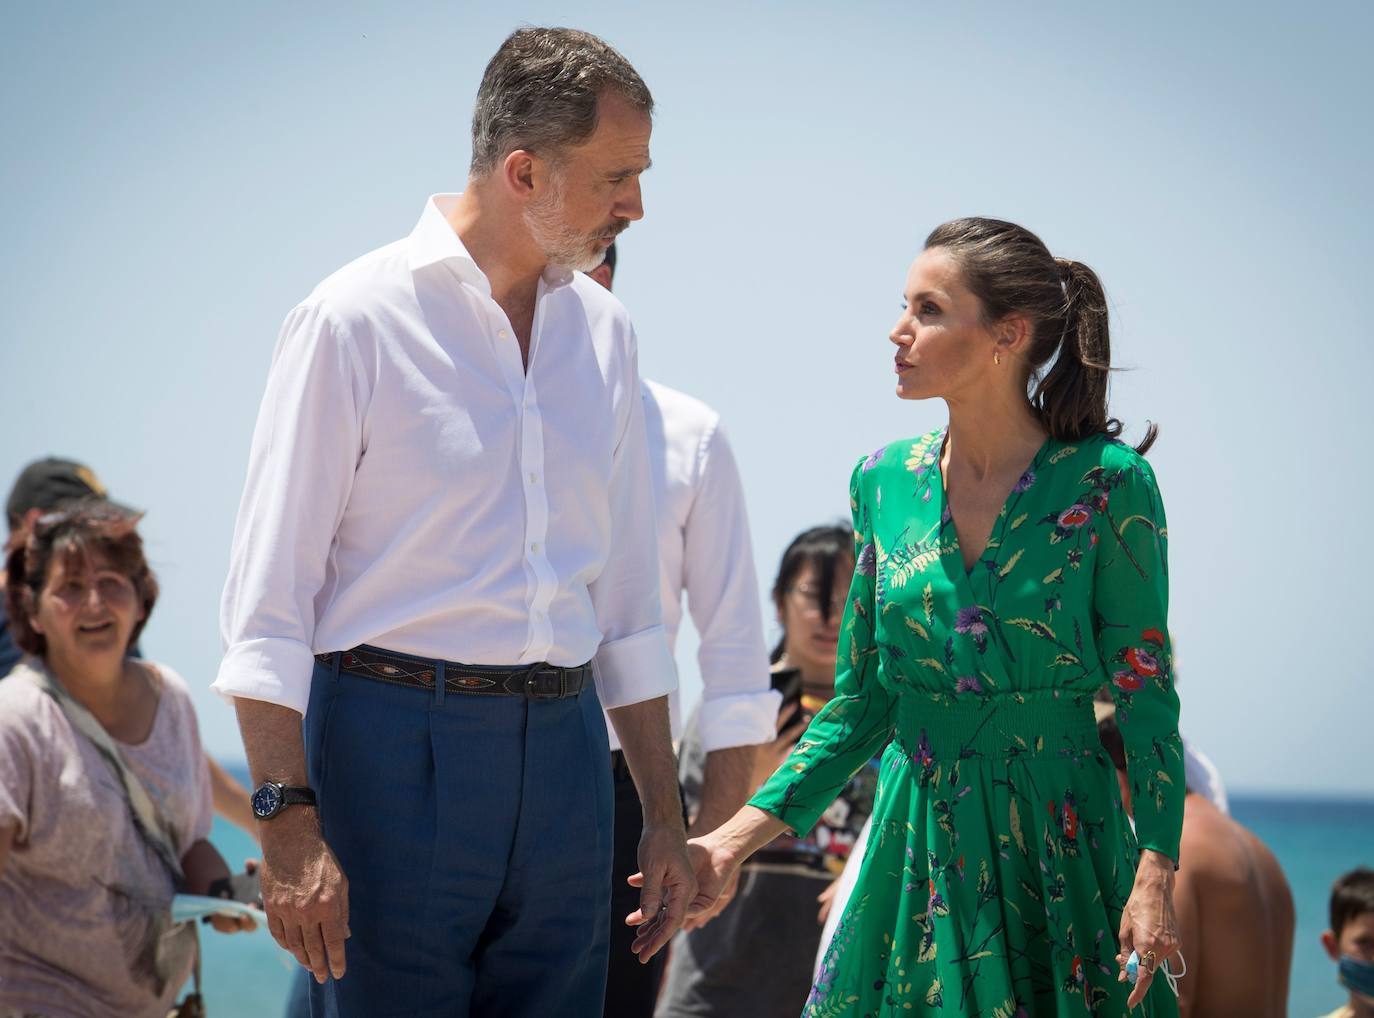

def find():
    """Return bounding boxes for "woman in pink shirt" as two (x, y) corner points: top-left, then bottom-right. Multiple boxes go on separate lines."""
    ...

(0, 503), (250, 1018)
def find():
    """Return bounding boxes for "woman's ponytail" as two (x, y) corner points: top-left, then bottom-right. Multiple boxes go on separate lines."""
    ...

(924, 219), (1157, 454)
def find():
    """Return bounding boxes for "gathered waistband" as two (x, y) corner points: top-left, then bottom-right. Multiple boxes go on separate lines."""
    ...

(893, 691), (1101, 762)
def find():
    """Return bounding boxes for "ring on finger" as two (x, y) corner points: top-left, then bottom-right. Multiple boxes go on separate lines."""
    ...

(1141, 950), (1158, 973)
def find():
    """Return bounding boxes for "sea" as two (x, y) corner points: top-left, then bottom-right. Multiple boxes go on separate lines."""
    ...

(196, 764), (1374, 1017)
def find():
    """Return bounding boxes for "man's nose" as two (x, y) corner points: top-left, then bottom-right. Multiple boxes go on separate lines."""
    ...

(616, 178), (644, 222)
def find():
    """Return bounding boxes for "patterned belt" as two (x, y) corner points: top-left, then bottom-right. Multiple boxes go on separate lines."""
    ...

(315, 645), (591, 701)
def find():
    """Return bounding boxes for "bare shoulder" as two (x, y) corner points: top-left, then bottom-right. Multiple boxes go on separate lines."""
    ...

(1178, 795), (1235, 875)
(1180, 797), (1293, 905)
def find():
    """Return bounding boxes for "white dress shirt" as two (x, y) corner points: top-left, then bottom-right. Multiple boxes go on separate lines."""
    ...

(214, 195), (675, 716)
(604, 380), (779, 752)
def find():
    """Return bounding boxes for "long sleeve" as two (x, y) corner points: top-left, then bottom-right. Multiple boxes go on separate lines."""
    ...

(212, 302), (368, 716)
(748, 459), (898, 835)
(682, 422), (779, 752)
(588, 330), (675, 710)
(1094, 455), (1185, 862)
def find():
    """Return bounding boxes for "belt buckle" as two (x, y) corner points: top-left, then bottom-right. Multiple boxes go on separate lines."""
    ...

(523, 666), (565, 700)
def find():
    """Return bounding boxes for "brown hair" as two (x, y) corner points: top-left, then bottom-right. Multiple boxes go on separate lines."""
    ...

(469, 27), (653, 177)
(924, 217), (1156, 454)
(1331, 867), (1374, 936)
(4, 500), (158, 658)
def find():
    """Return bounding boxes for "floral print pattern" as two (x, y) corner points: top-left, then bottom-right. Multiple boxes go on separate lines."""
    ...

(750, 430), (1184, 1017)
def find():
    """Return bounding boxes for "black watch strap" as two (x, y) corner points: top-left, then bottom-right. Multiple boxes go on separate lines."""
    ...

(279, 785), (316, 807)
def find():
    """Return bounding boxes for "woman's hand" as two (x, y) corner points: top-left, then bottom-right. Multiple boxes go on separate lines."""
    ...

(207, 911), (257, 934)
(628, 829), (745, 944)
(1116, 849), (1181, 1009)
(627, 804), (788, 957)
(683, 831), (746, 922)
(184, 843), (257, 934)
(681, 864), (740, 932)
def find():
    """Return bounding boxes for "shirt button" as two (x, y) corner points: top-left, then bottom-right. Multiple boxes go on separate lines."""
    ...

(529, 473), (538, 484)
(530, 542), (540, 554)
(498, 329), (509, 340)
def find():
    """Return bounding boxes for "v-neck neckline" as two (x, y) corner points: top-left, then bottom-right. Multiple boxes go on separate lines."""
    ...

(933, 427), (1054, 578)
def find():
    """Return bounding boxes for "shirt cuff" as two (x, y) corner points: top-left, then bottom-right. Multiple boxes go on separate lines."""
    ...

(212, 637), (317, 717)
(593, 626), (676, 709)
(698, 688), (782, 753)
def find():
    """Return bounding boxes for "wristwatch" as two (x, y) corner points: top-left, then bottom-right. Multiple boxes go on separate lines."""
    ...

(251, 780), (317, 820)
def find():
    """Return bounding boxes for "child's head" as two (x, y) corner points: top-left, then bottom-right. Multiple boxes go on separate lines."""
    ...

(1322, 867), (1374, 1004)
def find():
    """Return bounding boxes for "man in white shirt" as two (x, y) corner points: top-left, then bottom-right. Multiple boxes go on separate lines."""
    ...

(214, 29), (694, 1017)
(587, 245), (780, 1015)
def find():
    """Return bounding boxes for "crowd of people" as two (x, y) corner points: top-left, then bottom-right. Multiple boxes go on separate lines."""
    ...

(0, 23), (1369, 1018)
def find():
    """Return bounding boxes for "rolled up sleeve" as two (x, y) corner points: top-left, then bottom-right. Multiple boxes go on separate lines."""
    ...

(213, 302), (367, 716)
(589, 328), (675, 710)
(682, 423), (778, 752)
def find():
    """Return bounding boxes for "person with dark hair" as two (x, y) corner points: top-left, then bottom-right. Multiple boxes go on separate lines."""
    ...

(0, 505), (252, 1018)
(587, 243), (778, 1017)
(1, 458), (135, 676)
(1096, 704), (1294, 1016)
(657, 524), (868, 1018)
(660, 218), (1187, 1015)
(1, 457), (258, 837)
(1321, 868), (1374, 1018)
(214, 26), (692, 1017)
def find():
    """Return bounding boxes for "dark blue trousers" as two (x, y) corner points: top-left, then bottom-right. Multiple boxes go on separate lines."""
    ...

(302, 656), (614, 1017)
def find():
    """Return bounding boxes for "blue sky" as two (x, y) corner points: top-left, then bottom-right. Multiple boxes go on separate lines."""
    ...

(2, 1), (1370, 796)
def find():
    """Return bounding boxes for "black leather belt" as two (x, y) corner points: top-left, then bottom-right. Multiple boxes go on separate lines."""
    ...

(316, 645), (591, 701)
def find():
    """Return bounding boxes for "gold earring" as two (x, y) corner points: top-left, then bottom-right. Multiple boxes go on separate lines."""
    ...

(994, 351), (1002, 365)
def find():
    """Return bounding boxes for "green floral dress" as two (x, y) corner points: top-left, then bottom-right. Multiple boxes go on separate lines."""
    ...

(750, 430), (1184, 1018)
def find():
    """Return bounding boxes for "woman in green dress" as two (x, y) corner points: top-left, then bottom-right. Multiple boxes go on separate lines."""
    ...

(654, 219), (1185, 1016)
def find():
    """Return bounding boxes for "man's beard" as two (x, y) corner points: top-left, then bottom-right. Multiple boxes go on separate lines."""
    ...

(523, 175), (625, 273)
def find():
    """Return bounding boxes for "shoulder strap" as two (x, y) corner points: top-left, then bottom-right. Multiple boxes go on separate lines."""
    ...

(24, 660), (185, 882)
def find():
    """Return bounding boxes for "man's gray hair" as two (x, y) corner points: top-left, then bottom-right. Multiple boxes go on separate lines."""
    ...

(469, 27), (653, 177)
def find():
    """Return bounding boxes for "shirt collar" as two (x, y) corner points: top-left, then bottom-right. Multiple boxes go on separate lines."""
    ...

(408, 194), (576, 292)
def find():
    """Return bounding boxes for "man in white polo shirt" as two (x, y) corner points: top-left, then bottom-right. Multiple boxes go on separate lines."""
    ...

(588, 244), (779, 1015)
(215, 29), (694, 1018)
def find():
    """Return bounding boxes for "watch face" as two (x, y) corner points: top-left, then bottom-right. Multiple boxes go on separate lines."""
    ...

(252, 783), (282, 819)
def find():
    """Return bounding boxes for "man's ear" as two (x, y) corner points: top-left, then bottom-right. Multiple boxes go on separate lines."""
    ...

(500, 149), (539, 202)
(1321, 929), (1341, 961)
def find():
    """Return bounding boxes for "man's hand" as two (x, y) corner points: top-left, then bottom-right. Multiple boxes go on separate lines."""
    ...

(260, 808), (351, 983)
(633, 805), (789, 950)
(232, 697), (350, 984)
(624, 824), (696, 963)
